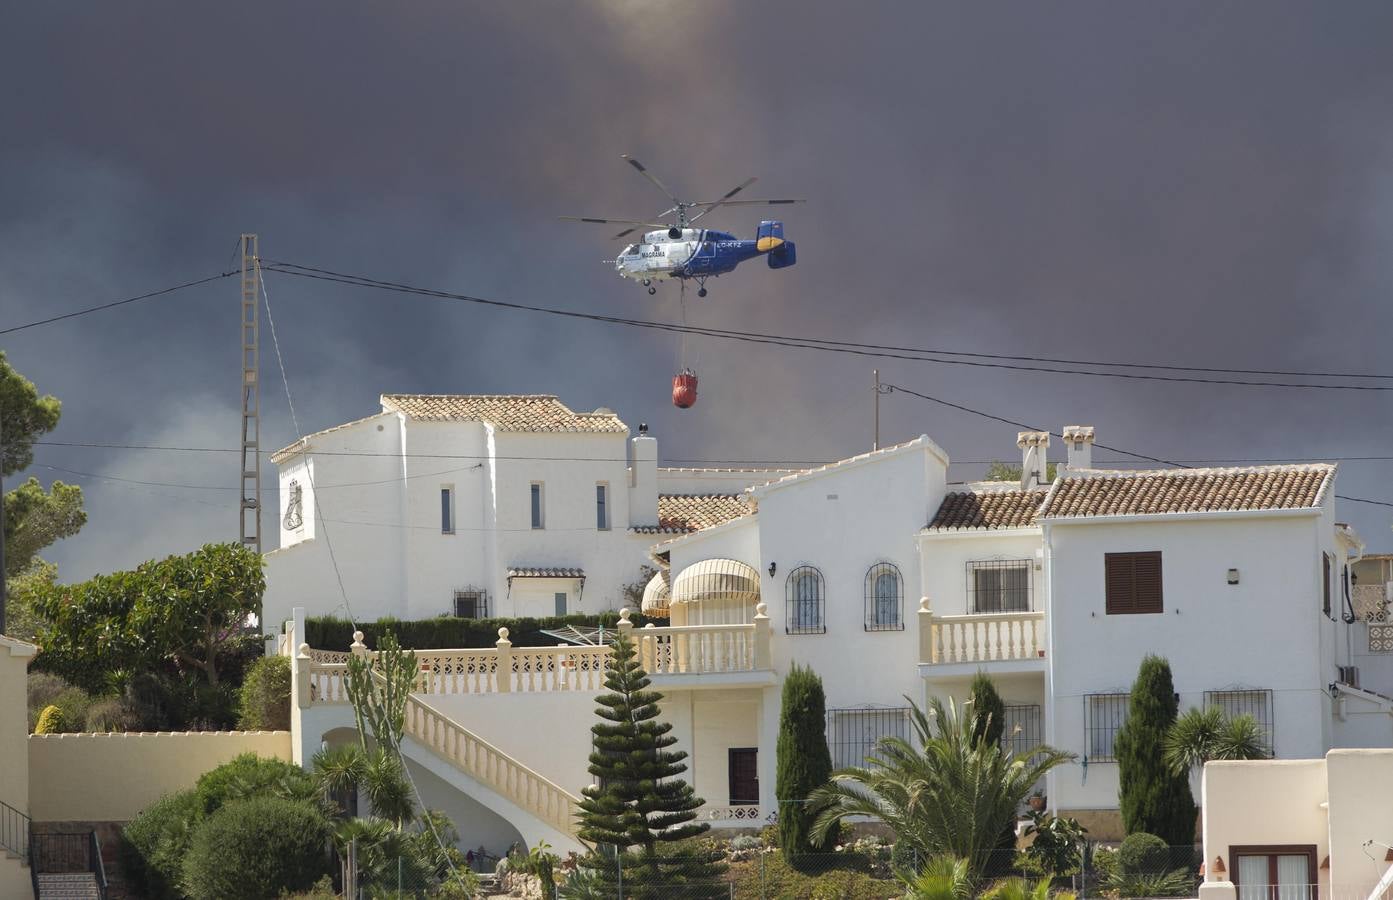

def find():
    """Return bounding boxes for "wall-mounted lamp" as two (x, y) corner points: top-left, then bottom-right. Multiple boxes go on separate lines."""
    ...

(1227, 568), (1240, 585)
(1329, 682), (1340, 699)
(1211, 856), (1227, 876)
(768, 562), (777, 578)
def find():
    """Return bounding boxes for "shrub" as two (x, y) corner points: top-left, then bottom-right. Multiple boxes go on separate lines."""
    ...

(1103, 868), (1195, 898)
(27, 673), (72, 729)
(193, 752), (312, 816)
(181, 796), (332, 900)
(305, 611), (656, 651)
(1118, 832), (1170, 875)
(237, 655), (291, 730)
(121, 789), (202, 900)
(122, 672), (177, 731)
(52, 686), (93, 732)
(1115, 656), (1196, 845)
(33, 705), (65, 734)
(777, 663), (833, 858)
(85, 697), (142, 732)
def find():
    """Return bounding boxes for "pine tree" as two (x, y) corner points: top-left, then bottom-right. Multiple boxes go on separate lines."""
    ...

(969, 670), (1006, 750)
(576, 631), (725, 897)
(1115, 656), (1197, 845)
(776, 663), (833, 859)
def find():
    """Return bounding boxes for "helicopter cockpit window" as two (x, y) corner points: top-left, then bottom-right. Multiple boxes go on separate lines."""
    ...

(623, 243), (640, 256)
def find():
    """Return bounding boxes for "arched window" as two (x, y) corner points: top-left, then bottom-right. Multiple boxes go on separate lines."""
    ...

(864, 562), (903, 631)
(785, 566), (825, 634)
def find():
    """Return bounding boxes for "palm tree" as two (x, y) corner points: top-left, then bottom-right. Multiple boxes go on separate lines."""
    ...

(809, 697), (1071, 876)
(980, 877), (1065, 900)
(902, 855), (973, 900)
(1163, 707), (1268, 776)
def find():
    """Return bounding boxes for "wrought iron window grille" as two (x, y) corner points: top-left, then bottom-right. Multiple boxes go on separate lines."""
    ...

(864, 561), (905, 631)
(967, 559), (1032, 613)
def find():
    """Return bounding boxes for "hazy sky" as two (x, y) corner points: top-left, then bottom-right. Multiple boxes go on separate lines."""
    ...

(3, 2), (1392, 579)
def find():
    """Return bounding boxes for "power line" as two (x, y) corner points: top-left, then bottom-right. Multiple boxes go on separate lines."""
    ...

(259, 260), (1393, 391)
(0, 271), (239, 336)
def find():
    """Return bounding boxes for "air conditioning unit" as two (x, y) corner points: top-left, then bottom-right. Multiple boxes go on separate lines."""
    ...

(1337, 665), (1361, 689)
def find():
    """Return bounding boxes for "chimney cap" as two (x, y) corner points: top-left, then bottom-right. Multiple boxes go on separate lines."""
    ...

(1016, 431), (1050, 448)
(1062, 425), (1095, 445)
(638, 423), (649, 435)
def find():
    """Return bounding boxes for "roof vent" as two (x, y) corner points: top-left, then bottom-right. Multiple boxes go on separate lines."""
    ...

(593, 407), (614, 415)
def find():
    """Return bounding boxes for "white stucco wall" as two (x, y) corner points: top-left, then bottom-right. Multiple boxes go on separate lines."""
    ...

(1046, 511), (1333, 812)
(1202, 758), (1329, 892)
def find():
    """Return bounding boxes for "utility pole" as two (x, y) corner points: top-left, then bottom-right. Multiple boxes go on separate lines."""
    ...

(239, 234), (262, 554)
(872, 370), (892, 451)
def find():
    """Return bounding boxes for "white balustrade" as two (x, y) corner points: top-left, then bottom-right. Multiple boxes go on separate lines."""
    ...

(634, 623), (757, 674)
(403, 695), (580, 837)
(306, 662), (351, 704)
(919, 606), (1045, 665)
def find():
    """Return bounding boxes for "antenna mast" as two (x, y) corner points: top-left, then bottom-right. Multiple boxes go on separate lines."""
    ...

(239, 234), (262, 553)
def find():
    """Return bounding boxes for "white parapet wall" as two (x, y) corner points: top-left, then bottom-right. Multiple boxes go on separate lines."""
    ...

(28, 731), (292, 822)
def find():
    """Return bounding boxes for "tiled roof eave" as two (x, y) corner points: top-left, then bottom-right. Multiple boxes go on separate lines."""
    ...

(1039, 505), (1324, 524)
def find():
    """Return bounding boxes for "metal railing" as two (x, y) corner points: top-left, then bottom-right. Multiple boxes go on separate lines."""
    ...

(29, 830), (108, 899)
(0, 799), (28, 861)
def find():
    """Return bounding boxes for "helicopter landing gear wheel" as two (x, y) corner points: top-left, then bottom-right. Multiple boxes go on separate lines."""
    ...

(697, 287), (708, 298)
(642, 279), (651, 287)
(647, 286), (657, 295)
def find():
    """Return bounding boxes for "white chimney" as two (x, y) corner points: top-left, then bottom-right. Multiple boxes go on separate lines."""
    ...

(1016, 431), (1050, 490)
(1063, 425), (1095, 471)
(629, 425), (659, 528)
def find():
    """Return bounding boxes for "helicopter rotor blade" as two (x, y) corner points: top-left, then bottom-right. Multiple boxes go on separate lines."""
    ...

(559, 216), (670, 227)
(684, 177), (757, 224)
(621, 155), (684, 209)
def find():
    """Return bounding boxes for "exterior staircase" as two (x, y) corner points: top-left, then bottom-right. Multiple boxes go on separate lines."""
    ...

(34, 873), (100, 899)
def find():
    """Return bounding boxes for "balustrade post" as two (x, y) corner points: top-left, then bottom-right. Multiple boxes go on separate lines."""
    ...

(641, 624), (658, 672)
(917, 598), (934, 664)
(295, 643), (313, 708)
(496, 628), (513, 693)
(350, 630), (368, 658)
(753, 603), (771, 670)
(617, 607), (634, 642)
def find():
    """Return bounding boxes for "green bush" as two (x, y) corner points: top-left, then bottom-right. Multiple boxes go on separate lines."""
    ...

(237, 656), (291, 730)
(777, 663), (833, 857)
(193, 752), (312, 816)
(181, 796), (332, 900)
(85, 697), (141, 732)
(305, 611), (656, 651)
(121, 789), (202, 900)
(1118, 832), (1170, 874)
(33, 705), (65, 734)
(52, 686), (93, 732)
(27, 673), (72, 730)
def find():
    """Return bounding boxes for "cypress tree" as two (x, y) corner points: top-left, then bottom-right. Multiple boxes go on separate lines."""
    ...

(576, 631), (724, 897)
(969, 670), (1006, 750)
(1115, 655), (1197, 845)
(776, 663), (833, 859)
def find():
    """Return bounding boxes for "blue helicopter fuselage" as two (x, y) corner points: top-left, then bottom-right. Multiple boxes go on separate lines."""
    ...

(614, 221), (795, 287)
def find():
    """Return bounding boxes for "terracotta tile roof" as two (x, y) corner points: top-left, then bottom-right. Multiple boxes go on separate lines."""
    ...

(507, 567), (585, 579)
(1038, 465), (1335, 519)
(380, 394), (627, 433)
(927, 490), (1046, 531)
(633, 494), (753, 534)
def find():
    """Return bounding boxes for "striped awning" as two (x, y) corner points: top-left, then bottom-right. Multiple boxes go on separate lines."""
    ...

(640, 569), (672, 618)
(671, 558), (761, 608)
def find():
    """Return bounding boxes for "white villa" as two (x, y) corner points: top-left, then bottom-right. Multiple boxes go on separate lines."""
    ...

(269, 392), (1392, 855)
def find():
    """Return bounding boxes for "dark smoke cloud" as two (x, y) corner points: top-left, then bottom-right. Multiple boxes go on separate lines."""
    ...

(2, 1), (1391, 578)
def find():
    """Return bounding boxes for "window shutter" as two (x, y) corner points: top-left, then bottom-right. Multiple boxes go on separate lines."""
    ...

(1134, 552), (1163, 613)
(1105, 551), (1163, 615)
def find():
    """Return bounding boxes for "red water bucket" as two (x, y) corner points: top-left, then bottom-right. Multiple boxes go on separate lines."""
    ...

(672, 370), (698, 409)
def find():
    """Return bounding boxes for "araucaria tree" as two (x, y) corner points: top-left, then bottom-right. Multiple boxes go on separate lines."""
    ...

(577, 631), (724, 897)
(777, 663), (833, 858)
(1115, 655), (1197, 844)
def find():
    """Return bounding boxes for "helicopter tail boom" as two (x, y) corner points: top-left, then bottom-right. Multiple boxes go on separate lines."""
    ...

(756, 220), (797, 269)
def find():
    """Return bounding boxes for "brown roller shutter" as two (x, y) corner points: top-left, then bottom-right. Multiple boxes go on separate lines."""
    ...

(1105, 551), (1163, 615)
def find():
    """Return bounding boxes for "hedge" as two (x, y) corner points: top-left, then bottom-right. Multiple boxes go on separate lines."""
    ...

(181, 796), (332, 900)
(121, 789), (202, 900)
(237, 656), (291, 731)
(304, 611), (657, 651)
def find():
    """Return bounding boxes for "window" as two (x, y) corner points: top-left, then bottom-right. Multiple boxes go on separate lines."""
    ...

(283, 481), (304, 530)
(1002, 704), (1042, 758)
(1105, 551), (1163, 615)
(728, 748), (759, 806)
(785, 566), (826, 634)
(453, 591), (488, 619)
(554, 592), (567, 617)
(826, 707), (910, 769)
(1205, 688), (1274, 754)
(596, 483), (609, 531)
(967, 560), (1032, 612)
(441, 487), (454, 534)
(1084, 693), (1129, 761)
(1231, 846), (1317, 900)
(1323, 552), (1332, 618)
(530, 482), (544, 529)
(864, 562), (904, 631)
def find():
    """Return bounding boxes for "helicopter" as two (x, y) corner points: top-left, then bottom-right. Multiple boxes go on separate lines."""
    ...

(561, 155), (804, 296)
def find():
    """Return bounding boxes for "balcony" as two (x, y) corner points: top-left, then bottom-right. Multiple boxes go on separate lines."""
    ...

(917, 599), (1046, 676)
(298, 606), (774, 702)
